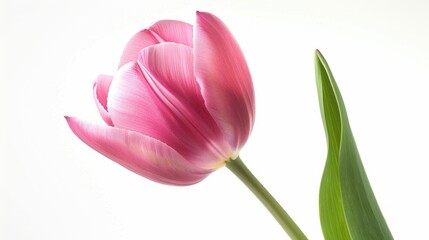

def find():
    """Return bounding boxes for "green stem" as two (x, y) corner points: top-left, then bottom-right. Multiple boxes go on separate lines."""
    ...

(226, 156), (308, 240)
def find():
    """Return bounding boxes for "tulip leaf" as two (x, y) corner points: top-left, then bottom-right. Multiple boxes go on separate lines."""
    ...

(315, 50), (393, 240)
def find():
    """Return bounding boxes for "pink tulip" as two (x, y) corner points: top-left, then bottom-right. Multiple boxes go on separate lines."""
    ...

(66, 11), (255, 186)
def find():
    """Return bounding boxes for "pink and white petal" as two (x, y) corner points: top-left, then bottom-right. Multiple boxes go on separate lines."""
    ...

(137, 43), (204, 116)
(194, 11), (255, 155)
(149, 20), (193, 47)
(93, 74), (113, 126)
(65, 116), (210, 185)
(137, 43), (231, 167)
(107, 62), (196, 162)
(118, 30), (160, 68)
(107, 62), (171, 138)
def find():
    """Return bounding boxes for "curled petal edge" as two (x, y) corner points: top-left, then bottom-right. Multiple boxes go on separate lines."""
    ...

(93, 74), (114, 126)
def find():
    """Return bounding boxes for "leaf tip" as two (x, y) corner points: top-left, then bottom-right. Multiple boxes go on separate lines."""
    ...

(314, 49), (327, 65)
(315, 49), (321, 56)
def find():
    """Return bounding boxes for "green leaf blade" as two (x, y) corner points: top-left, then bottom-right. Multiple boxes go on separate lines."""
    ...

(315, 50), (393, 240)
(315, 51), (351, 240)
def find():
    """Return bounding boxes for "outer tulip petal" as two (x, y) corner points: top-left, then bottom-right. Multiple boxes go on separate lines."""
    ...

(148, 20), (193, 47)
(138, 42), (231, 168)
(66, 116), (210, 185)
(119, 30), (160, 68)
(93, 74), (113, 126)
(194, 11), (255, 156)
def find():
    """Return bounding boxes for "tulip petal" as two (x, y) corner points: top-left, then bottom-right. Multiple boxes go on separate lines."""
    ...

(148, 20), (193, 47)
(119, 20), (193, 68)
(109, 57), (229, 169)
(107, 62), (172, 139)
(93, 74), (113, 126)
(194, 11), (255, 155)
(66, 116), (210, 185)
(119, 30), (159, 68)
(138, 42), (231, 168)
(138, 43), (199, 102)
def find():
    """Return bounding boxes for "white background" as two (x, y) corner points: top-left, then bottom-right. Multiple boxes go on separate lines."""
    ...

(2, 0), (429, 239)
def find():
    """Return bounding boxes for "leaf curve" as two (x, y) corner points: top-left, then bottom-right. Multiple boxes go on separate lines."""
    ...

(315, 50), (393, 240)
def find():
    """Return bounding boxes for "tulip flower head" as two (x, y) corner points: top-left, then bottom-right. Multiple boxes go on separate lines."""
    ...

(66, 11), (255, 186)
